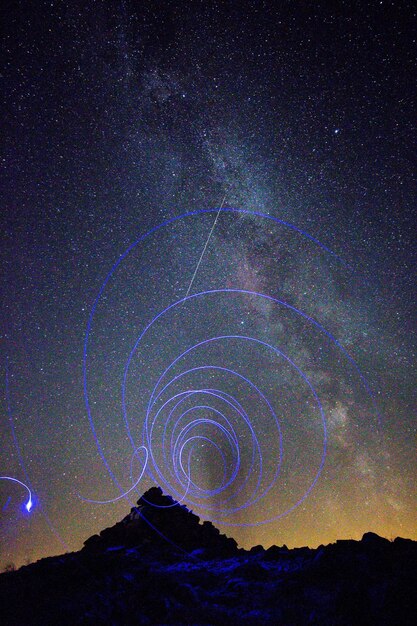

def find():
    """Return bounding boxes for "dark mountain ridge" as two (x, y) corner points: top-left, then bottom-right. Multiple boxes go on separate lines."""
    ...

(1, 486), (416, 625)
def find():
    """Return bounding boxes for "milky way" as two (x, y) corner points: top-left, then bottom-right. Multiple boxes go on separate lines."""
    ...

(1, 1), (416, 568)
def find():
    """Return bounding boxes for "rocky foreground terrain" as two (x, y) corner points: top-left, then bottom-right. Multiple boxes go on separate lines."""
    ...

(1, 487), (416, 625)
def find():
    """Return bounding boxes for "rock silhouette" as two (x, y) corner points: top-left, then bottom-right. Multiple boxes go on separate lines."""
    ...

(1, 486), (416, 625)
(83, 486), (239, 558)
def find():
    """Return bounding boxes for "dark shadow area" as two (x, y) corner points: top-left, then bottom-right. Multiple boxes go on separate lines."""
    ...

(1, 487), (416, 625)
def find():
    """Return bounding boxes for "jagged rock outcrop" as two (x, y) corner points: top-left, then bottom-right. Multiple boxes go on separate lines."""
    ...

(83, 486), (238, 558)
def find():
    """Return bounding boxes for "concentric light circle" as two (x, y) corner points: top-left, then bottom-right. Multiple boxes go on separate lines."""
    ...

(83, 209), (380, 529)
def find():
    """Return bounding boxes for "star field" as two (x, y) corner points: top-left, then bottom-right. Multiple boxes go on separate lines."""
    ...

(1, 1), (416, 569)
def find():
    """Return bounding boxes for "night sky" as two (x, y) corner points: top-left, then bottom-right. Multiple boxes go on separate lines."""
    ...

(1, 0), (416, 570)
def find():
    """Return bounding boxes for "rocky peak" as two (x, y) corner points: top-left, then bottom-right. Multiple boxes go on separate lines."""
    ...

(83, 486), (238, 559)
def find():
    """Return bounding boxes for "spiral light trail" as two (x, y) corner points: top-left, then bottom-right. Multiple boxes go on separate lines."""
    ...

(82, 208), (379, 538)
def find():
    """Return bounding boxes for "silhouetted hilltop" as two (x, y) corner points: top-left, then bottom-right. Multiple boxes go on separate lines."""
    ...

(83, 486), (238, 559)
(1, 487), (416, 625)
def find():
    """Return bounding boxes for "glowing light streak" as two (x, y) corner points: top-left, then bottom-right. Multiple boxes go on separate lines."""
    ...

(185, 195), (226, 297)
(5, 364), (69, 549)
(83, 208), (353, 501)
(83, 208), (380, 541)
(134, 343), (325, 524)
(2, 496), (11, 511)
(141, 363), (280, 515)
(79, 446), (148, 505)
(122, 290), (381, 436)
(0, 476), (33, 512)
